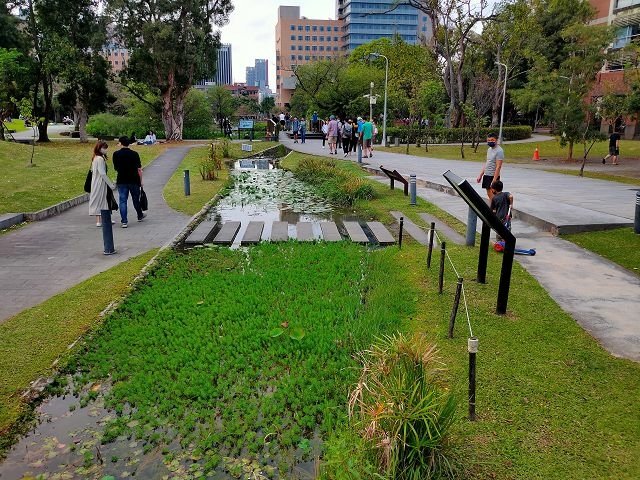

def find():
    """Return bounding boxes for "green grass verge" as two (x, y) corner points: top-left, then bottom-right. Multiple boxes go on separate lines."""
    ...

(382, 138), (640, 162)
(0, 249), (157, 442)
(3, 120), (27, 133)
(0, 141), (167, 214)
(563, 227), (640, 275)
(163, 141), (278, 215)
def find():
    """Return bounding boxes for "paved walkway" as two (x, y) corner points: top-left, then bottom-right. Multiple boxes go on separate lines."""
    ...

(0, 147), (193, 322)
(282, 135), (640, 362)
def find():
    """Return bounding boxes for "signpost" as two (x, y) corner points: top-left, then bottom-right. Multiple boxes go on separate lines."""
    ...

(443, 170), (516, 315)
(238, 119), (255, 141)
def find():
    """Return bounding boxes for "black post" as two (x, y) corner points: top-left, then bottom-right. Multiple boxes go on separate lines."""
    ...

(496, 238), (516, 314)
(477, 222), (490, 284)
(635, 192), (640, 234)
(184, 169), (191, 196)
(468, 337), (478, 421)
(398, 217), (404, 249)
(427, 222), (435, 268)
(449, 277), (463, 338)
(438, 241), (446, 294)
(100, 210), (116, 255)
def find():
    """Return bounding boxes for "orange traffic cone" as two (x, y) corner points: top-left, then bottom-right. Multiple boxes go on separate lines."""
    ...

(533, 146), (540, 161)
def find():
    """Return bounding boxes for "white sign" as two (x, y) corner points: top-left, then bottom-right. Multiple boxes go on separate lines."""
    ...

(239, 119), (254, 129)
(241, 144), (253, 152)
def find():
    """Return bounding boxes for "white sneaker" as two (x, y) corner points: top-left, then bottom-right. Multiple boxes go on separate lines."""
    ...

(96, 222), (102, 227)
(122, 223), (128, 228)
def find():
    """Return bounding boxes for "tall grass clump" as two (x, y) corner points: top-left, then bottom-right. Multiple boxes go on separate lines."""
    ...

(348, 332), (457, 479)
(292, 157), (375, 206)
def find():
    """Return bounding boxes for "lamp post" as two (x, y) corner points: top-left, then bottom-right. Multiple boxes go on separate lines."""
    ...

(495, 61), (508, 145)
(369, 81), (374, 121)
(370, 52), (389, 147)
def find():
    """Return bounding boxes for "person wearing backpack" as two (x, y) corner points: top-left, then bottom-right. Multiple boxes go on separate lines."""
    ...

(342, 119), (353, 157)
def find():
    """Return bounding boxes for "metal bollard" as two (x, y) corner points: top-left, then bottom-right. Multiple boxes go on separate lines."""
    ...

(449, 277), (463, 338)
(394, 137), (400, 147)
(468, 337), (478, 421)
(184, 169), (191, 196)
(427, 222), (435, 268)
(466, 207), (477, 246)
(386, 136), (391, 147)
(101, 210), (116, 255)
(398, 216), (404, 249)
(357, 142), (363, 164)
(409, 174), (417, 205)
(635, 192), (640, 234)
(438, 241), (446, 294)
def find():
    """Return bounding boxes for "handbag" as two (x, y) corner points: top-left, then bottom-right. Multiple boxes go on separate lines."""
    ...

(83, 170), (92, 193)
(106, 188), (118, 211)
(139, 187), (148, 211)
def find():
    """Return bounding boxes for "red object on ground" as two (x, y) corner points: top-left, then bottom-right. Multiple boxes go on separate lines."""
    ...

(533, 146), (540, 161)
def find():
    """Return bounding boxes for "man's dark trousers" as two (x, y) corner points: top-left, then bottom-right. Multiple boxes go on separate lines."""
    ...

(118, 184), (143, 224)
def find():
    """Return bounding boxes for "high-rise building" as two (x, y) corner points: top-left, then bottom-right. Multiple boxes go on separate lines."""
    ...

(102, 43), (130, 73)
(246, 66), (256, 87)
(215, 43), (233, 85)
(336, 0), (431, 52)
(255, 59), (269, 88)
(589, 0), (639, 137)
(275, 6), (342, 107)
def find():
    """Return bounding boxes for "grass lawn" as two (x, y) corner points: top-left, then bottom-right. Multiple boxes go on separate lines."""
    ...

(0, 249), (157, 450)
(563, 227), (640, 275)
(0, 140), (167, 214)
(163, 141), (278, 215)
(3, 120), (27, 133)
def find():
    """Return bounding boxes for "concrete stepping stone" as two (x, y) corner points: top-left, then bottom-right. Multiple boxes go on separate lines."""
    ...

(184, 221), (218, 245)
(270, 221), (289, 242)
(320, 222), (342, 241)
(343, 221), (369, 244)
(212, 221), (241, 245)
(367, 221), (395, 245)
(389, 211), (429, 245)
(418, 213), (464, 245)
(241, 221), (264, 245)
(296, 222), (314, 241)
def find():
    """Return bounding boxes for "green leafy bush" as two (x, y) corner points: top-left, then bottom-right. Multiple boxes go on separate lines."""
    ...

(86, 113), (143, 139)
(291, 157), (375, 206)
(385, 125), (532, 144)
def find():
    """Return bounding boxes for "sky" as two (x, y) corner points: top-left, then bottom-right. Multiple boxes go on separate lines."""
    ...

(219, 1), (336, 88)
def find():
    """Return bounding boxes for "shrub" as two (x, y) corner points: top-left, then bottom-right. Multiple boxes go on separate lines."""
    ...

(385, 125), (532, 144)
(199, 143), (221, 180)
(348, 333), (457, 479)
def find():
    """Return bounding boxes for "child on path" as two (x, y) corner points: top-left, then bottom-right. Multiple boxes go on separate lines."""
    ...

(490, 180), (513, 240)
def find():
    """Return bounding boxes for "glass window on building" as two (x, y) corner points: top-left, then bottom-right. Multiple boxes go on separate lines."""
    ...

(291, 55), (295, 60)
(305, 55), (310, 60)
(298, 45), (303, 50)
(312, 46), (317, 51)
(298, 55), (303, 60)
(290, 25), (295, 30)
(320, 36), (324, 41)
(334, 36), (338, 41)
(320, 46), (324, 51)
(333, 46), (339, 51)
(312, 55), (317, 60)
(305, 25), (310, 31)
(312, 36), (317, 41)
(290, 35), (295, 40)
(298, 35), (302, 40)
(313, 25), (317, 31)
(291, 45), (296, 50)
(305, 35), (310, 41)
(298, 25), (303, 31)
(334, 26), (339, 32)
(613, 24), (640, 48)
(320, 26), (324, 31)
(305, 45), (310, 51)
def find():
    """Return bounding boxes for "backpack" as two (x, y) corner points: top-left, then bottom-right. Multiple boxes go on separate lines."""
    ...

(342, 123), (352, 136)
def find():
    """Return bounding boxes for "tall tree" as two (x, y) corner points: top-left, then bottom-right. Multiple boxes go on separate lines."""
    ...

(109, 0), (234, 141)
(38, 0), (111, 142)
(206, 85), (236, 131)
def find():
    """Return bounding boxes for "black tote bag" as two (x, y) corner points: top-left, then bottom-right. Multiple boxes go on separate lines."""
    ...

(139, 187), (148, 211)
(83, 170), (92, 193)
(106, 188), (118, 211)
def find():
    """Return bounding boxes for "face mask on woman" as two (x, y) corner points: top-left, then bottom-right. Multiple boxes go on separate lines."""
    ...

(100, 148), (108, 155)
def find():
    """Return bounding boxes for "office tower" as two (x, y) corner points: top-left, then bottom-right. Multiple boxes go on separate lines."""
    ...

(255, 59), (269, 88)
(246, 66), (256, 87)
(215, 43), (233, 85)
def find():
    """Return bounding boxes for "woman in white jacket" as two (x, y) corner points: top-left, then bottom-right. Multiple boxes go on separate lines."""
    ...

(88, 141), (117, 226)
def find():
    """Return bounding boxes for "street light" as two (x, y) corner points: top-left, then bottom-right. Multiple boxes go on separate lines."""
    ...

(495, 61), (508, 145)
(369, 81), (375, 122)
(370, 52), (389, 147)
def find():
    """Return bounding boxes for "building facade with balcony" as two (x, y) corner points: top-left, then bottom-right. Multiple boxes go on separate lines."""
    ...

(275, 6), (342, 107)
(591, 0), (640, 137)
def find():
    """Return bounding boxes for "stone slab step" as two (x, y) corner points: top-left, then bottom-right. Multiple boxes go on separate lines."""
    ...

(367, 221), (395, 245)
(184, 221), (218, 245)
(320, 222), (342, 241)
(270, 221), (289, 241)
(212, 221), (241, 245)
(241, 221), (264, 245)
(343, 221), (369, 244)
(389, 211), (429, 245)
(296, 222), (314, 241)
(418, 213), (464, 245)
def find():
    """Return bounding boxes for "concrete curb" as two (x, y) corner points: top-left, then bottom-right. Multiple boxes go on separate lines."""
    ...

(0, 213), (25, 230)
(24, 193), (89, 222)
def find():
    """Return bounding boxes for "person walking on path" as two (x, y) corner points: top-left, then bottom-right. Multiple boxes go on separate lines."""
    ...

(88, 141), (117, 227)
(477, 132), (504, 201)
(603, 131), (621, 165)
(342, 119), (353, 156)
(292, 117), (299, 143)
(299, 117), (307, 143)
(327, 115), (339, 154)
(321, 119), (329, 149)
(312, 111), (319, 133)
(113, 136), (145, 228)
(351, 118), (359, 153)
(361, 118), (374, 158)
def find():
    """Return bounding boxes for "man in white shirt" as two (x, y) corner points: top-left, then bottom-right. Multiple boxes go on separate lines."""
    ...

(476, 132), (504, 200)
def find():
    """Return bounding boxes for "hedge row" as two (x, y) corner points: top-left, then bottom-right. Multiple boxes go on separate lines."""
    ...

(86, 113), (225, 140)
(383, 125), (532, 144)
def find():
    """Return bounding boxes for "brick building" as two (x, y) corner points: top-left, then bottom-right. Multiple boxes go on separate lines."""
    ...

(275, 6), (342, 107)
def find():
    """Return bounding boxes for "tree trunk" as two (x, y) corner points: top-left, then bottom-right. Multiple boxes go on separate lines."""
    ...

(568, 140), (574, 161)
(161, 87), (187, 141)
(37, 120), (50, 142)
(76, 104), (89, 143)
